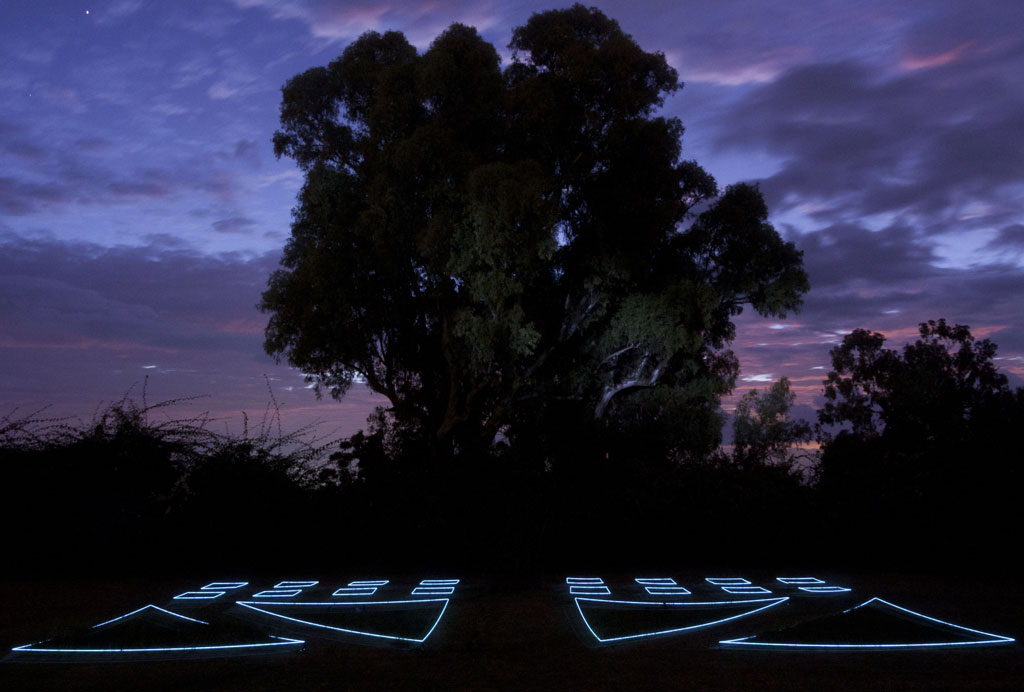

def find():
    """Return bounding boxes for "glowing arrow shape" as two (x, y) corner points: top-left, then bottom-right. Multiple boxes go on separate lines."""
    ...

(8, 604), (303, 659)
(236, 599), (449, 644)
(720, 597), (1015, 649)
(575, 596), (788, 643)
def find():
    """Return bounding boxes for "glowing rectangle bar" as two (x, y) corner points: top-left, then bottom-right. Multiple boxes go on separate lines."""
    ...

(332, 587), (377, 597)
(570, 585), (611, 595)
(253, 589), (302, 598)
(635, 578), (677, 586)
(799, 585), (851, 593)
(566, 577), (604, 585)
(706, 578), (751, 586)
(776, 577), (825, 585)
(201, 582), (248, 590)
(412, 587), (455, 595)
(645, 586), (691, 595)
(274, 581), (318, 588)
(348, 580), (389, 587)
(173, 591), (225, 600)
(722, 586), (772, 594)
(419, 579), (460, 586)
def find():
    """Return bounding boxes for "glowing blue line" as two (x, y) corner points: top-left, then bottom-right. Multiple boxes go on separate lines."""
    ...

(11, 635), (305, 654)
(719, 597), (1015, 649)
(92, 605), (208, 629)
(706, 578), (750, 585)
(253, 589), (302, 598)
(722, 586), (772, 594)
(201, 582), (248, 590)
(776, 577), (825, 585)
(348, 580), (389, 587)
(333, 587), (377, 597)
(274, 581), (318, 588)
(646, 586), (691, 595)
(419, 579), (459, 586)
(174, 591), (225, 600)
(799, 586), (851, 593)
(566, 577), (604, 585)
(234, 600), (449, 644)
(570, 585), (611, 595)
(575, 597), (789, 643)
(412, 587), (454, 595)
(635, 578), (677, 586)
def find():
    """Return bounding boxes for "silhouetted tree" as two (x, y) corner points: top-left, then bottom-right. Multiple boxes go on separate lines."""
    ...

(815, 319), (1022, 565)
(261, 5), (808, 463)
(731, 377), (812, 468)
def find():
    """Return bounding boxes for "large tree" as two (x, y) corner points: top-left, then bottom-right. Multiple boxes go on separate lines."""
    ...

(261, 5), (808, 459)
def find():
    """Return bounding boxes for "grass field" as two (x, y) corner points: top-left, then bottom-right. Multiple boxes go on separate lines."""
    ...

(1, 571), (1020, 691)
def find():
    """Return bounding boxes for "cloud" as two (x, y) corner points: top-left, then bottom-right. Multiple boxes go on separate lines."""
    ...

(213, 216), (257, 234)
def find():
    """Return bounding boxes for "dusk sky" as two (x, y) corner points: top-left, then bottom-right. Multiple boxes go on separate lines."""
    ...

(2, 0), (1022, 439)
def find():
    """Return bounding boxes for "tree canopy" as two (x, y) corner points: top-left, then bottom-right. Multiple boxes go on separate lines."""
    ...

(261, 5), (809, 461)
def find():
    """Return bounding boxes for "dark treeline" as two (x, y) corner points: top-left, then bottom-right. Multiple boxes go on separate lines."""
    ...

(3, 320), (1019, 577)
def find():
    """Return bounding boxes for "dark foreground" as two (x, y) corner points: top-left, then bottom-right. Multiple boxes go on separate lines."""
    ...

(1, 571), (1021, 691)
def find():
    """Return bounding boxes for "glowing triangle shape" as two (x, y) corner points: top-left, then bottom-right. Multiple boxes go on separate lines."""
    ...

(8, 604), (303, 660)
(720, 597), (1015, 649)
(235, 599), (449, 644)
(576, 596), (789, 643)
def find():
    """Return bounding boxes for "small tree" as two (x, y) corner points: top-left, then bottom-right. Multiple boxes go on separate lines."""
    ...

(731, 377), (812, 468)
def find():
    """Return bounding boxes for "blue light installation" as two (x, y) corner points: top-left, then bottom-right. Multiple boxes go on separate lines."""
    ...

(174, 591), (226, 600)
(253, 589), (302, 598)
(799, 586), (851, 593)
(719, 597), (1015, 649)
(234, 599), (449, 644)
(9, 604), (304, 658)
(202, 582), (249, 590)
(412, 587), (455, 595)
(706, 578), (751, 586)
(419, 579), (460, 586)
(570, 585), (611, 595)
(332, 587), (379, 597)
(92, 605), (208, 628)
(635, 578), (677, 586)
(348, 580), (389, 587)
(776, 577), (825, 585)
(275, 581), (319, 588)
(645, 586), (691, 596)
(575, 596), (789, 644)
(566, 577), (605, 585)
(722, 586), (772, 595)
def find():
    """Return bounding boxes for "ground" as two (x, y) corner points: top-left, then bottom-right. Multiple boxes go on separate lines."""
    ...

(1, 571), (1021, 691)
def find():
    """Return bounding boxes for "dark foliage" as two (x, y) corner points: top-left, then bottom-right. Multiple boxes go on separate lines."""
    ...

(814, 320), (1022, 567)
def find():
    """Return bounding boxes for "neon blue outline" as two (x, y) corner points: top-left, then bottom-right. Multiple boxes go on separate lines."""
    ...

(798, 586), (851, 593)
(253, 589), (302, 598)
(10, 636), (304, 655)
(776, 577), (825, 585)
(645, 586), (691, 595)
(566, 577), (604, 585)
(418, 579), (459, 586)
(10, 605), (305, 656)
(235, 599), (449, 644)
(635, 578), (677, 586)
(570, 585), (611, 595)
(706, 578), (750, 586)
(274, 581), (318, 588)
(92, 605), (208, 628)
(722, 586), (772, 594)
(332, 587), (378, 597)
(174, 591), (225, 600)
(201, 582), (249, 590)
(348, 580), (389, 587)
(575, 596), (789, 643)
(412, 587), (455, 595)
(719, 597), (1016, 649)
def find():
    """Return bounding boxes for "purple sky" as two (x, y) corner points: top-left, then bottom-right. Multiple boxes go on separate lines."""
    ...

(2, 0), (1022, 439)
